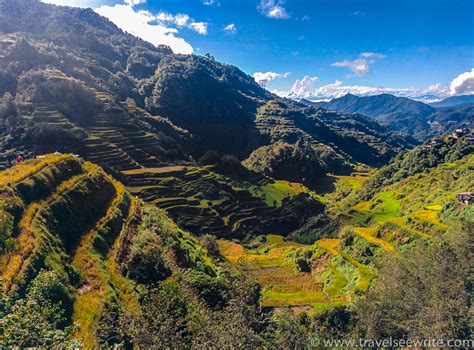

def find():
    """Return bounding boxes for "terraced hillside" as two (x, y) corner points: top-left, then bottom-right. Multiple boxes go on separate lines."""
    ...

(218, 234), (375, 314)
(0, 1), (414, 183)
(216, 133), (473, 314)
(123, 164), (325, 239)
(333, 134), (473, 255)
(0, 154), (249, 348)
(251, 101), (414, 168)
(0, 73), (191, 173)
(1, 85), (330, 239)
(0, 155), (132, 344)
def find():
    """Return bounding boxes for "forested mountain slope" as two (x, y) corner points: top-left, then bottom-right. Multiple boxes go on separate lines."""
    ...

(0, 0), (417, 239)
(0, 0), (412, 175)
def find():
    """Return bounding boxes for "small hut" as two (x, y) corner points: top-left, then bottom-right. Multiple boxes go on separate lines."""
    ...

(456, 192), (474, 205)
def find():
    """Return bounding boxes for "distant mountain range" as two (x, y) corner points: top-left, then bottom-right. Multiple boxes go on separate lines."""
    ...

(303, 93), (473, 140)
(429, 94), (474, 108)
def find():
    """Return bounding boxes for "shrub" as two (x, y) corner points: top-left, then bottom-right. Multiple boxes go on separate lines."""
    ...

(198, 150), (220, 165)
(0, 271), (80, 348)
(23, 123), (86, 149)
(125, 230), (171, 286)
(198, 234), (221, 258)
(16, 69), (100, 123)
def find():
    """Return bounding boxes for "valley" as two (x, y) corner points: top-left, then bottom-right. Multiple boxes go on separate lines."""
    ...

(0, 0), (472, 348)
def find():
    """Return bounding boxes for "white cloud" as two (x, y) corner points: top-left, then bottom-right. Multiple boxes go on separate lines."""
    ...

(273, 76), (452, 102)
(224, 23), (237, 34)
(253, 71), (290, 87)
(154, 12), (208, 34)
(449, 68), (474, 95)
(175, 14), (190, 27)
(189, 22), (208, 35)
(332, 59), (369, 76)
(203, 0), (220, 6)
(124, 0), (146, 6)
(332, 52), (386, 77)
(360, 52), (386, 59)
(258, 0), (289, 19)
(41, 0), (98, 7)
(286, 76), (318, 97)
(154, 12), (190, 27)
(277, 69), (474, 102)
(95, 4), (193, 54)
(95, 0), (210, 54)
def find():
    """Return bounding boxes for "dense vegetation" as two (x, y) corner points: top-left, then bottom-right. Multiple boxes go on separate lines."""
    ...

(0, 0), (414, 186)
(356, 135), (473, 200)
(1, 144), (471, 347)
(0, 0), (472, 348)
(0, 156), (264, 348)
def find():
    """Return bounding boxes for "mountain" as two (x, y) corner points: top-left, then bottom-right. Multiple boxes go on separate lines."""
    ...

(308, 93), (473, 140)
(0, 0), (414, 164)
(0, 0), (417, 240)
(430, 94), (474, 108)
(322, 93), (434, 117)
(0, 1), (472, 345)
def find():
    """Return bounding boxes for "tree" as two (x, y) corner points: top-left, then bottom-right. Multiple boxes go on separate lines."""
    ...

(124, 229), (171, 286)
(0, 92), (16, 119)
(121, 281), (191, 349)
(354, 225), (471, 340)
(198, 150), (220, 165)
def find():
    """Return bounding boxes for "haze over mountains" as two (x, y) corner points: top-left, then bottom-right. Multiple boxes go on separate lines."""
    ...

(304, 93), (473, 140)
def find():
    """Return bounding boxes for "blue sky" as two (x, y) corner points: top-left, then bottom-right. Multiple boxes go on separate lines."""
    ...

(43, 0), (474, 100)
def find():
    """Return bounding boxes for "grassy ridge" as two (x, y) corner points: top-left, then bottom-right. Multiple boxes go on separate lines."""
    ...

(71, 180), (131, 348)
(327, 146), (474, 280)
(0, 155), (140, 348)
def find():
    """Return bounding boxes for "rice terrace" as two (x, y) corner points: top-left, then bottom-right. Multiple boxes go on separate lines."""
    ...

(0, 0), (472, 348)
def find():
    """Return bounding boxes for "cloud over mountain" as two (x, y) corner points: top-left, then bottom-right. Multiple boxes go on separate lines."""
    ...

(273, 67), (474, 102)
(273, 77), (451, 102)
(253, 71), (290, 87)
(450, 68), (474, 95)
(95, 0), (208, 54)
